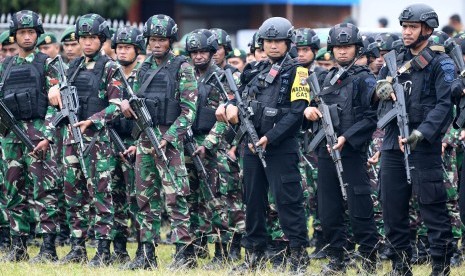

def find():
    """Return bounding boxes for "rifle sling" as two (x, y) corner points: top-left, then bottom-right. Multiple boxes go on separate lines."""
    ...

(138, 60), (167, 95)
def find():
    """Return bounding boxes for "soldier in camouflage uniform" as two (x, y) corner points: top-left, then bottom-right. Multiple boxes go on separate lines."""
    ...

(48, 13), (126, 267)
(106, 26), (145, 264)
(60, 27), (82, 63)
(0, 10), (60, 263)
(120, 14), (198, 270)
(0, 30), (19, 61)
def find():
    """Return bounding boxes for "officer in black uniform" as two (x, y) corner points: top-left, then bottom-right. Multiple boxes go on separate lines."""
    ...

(304, 23), (380, 274)
(375, 4), (454, 275)
(226, 17), (310, 274)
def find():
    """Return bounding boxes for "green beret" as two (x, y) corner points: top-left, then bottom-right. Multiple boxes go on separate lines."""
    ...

(37, 33), (57, 47)
(315, 47), (333, 61)
(227, 48), (246, 60)
(0, 30), (14, 45)
(60, 26), (77, 42)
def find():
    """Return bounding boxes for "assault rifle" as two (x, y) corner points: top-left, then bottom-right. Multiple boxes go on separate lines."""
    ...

(108, 127), (134, 168)
(307, 72), (347, 200)
(49, 55), (89, 178)
(444, 38), (465, 129)
(377, 50), (412, 184)
(209, 69), (267, 167)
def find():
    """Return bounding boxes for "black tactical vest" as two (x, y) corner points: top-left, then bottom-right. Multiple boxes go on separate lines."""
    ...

(1, 53), (48, 120)
(137, 56), (187, 126)
(67, 55), (110, 121)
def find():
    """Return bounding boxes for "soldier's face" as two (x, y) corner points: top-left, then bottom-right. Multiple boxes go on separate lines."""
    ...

(63, 41), (82, 61)
(79, 35), (101, 56)
(2, 43), (19, 57)
(254, 48), (268, 62)
(297, 46), (315, 66)
(369, 54), (385, 74)
(263, 39), (287, 60)
(402, 22), (431, 48)
(190, 50), (211, 68)
(212, 45), (226, 66)
(15, 28), (37, 51)
(332, 45), (356, 65)
(317, 60), (336, 70)
(227, 57), (246, 72)
(39, 43), (60, 59)
(116, 44), (137, 63)
(148, 36), (170, 58)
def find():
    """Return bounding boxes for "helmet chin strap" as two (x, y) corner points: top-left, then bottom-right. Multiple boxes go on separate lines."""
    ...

(406, 25), (431, 49)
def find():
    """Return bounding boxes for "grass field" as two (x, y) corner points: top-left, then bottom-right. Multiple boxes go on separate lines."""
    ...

(0, 241), (462, 276)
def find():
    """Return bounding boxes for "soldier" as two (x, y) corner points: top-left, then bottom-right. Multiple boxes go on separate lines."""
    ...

(48, 13), (125, 267)
(210, 28), (237, 73)
(375, 4), (454, 275)
(304, 23), (380, 274)
(372, 33), (400, 76)
(314, 47), (336, 70)
(36, 33), (60, 59)
(294, 27), (320, 71)
(60, 26), (82, 63)
(0, 31), (19, 60)
(248, 32), (267, 62)
(225, 17), (310, 274)
(120, 14), (198, 270)
(226, 48), (247, 72)
(107, 26), (145, 264)
(0, 10), (60, 263)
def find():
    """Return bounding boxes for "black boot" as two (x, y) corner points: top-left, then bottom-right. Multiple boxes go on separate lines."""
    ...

(385, 253), (412, 276)
(29, 233), (58, 263)
(88, 239), (111, 267)
(59, 237), (87, 264)
(168, 243), (197, 270)
(0, 227), (10, 252)
(430, 256), (451, 276)
(120, 242), (157, 270)
(229, 233), (242, 261)
(320, 250), (346, 275)
(110, 236), (130, 264)
(450, 239), (462, 267)
(204, 242), (229, 270)
(230, 248), (266, 273)
(55, 225), (70, 247)
(193, 236), (209, 259)
(268, 240), (289, 272)
(289, 246), (309, 275)
(2, 235), (28, 262)
(310, 230), (328, 259)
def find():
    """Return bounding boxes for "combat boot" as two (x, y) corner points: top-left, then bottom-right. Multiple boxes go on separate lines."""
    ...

(385, 254), (412, 276)
(110, 236), (130, 264)
(0, 227), (11, 252)
(229, 233), (242, 261)
(450, 239), (462, 267)
(204, 242), (229, 270)
(59, 237), (87, 264)
(88, 239), (111, 267)
(268, 240), (289, 272)
(310, 230), (328, 259)
(120, 242), (157, 270)
(430, 256), (451, 276)
(168, 243), (197, 270)
(55, 224), (70, 247)
(289, 246), (309, 276)
(320, 249), (346, 275)
(193, 235), (209, 259)
(230, 248), (266, 274)
(2, 235), (28, 262)
(29, 233), (58, 263)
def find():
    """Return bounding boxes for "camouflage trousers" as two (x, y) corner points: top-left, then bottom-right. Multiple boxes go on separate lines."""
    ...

(52, 126), (67, 234)
(135, 135), (191, 244)
(1, 141), (59, 236)
(367, 163), (384, 236)
(224, 145), (245, 236)
(0, 147), (10, 229)
(63, 140), (115, 240)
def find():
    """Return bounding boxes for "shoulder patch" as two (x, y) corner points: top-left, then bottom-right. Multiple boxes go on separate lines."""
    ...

(440, 59), (455, 83)
(291, 67), (310, 102)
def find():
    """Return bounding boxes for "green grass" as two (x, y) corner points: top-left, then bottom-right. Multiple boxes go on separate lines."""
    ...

(0, 241), (462, 275)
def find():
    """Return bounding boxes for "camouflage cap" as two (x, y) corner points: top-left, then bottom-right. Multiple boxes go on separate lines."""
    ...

(0, 30), (15, 46)
(75, 13), (110, 39)
(10, 10), (44, 36)
(315, 47), (333, 61)
(111, 26), (146, 52)
(227, 48), (246, 60)
(143, 14), (178, 41)
(36, 32), (58, 47)
(61, 26), (77, 42)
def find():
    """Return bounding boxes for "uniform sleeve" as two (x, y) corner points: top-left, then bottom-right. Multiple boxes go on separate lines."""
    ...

(42, 62), (60, 142)
(88, 62), (124, 130)
(417, 57), (455, 143)
(162, 62), (198, 147)
(342, 74), (378, 149)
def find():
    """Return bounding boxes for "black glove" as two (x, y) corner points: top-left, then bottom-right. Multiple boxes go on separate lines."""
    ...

(406, 129), (423, 151)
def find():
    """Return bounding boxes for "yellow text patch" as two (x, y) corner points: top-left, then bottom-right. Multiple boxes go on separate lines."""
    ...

(291, 67), (310, 102)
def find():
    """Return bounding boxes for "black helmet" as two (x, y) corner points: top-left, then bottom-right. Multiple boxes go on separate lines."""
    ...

(399, 4), (439, 28)
(429, 30), (450, 46)
(391, 39), (404, 52)
(375, 32), (400, 51)
(185, 29), (218, 53)
(248, 32), (261, 53)
(75, 14), (110, 41)
(257, 17), (294, 43)
(143, 14), (178, 41)
(10, 10), (44, 36)
(294, 28), (320, 50)
(361, 36), (380, 58)
(111, 26), (145, 52)
(454, 33), (465, 55)
(327, 23), (363, 52)
(210, 28), (232, 52)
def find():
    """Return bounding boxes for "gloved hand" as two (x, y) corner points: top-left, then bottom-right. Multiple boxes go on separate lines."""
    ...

(406, 129), (424, 151)
(376, 79), (395, 101)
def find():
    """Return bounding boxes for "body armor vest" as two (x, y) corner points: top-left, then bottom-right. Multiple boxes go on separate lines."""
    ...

(67, 56), (110, 121)
(1, 53), (48, 120)
(137, 56), (186, 126)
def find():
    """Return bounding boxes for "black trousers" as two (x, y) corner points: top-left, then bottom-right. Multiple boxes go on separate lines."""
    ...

(241, 149), (308, 250)
(381, 150), (452, 260)
(318, 153), (379, 255)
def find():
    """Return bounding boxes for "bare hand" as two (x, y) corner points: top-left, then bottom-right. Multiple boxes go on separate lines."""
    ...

(158, 139), (167, 154)
(193, 145), (206, 159)
(120, 145), (136, 163)
(227, 146), (237, 161)
(330, 136), (346, 152)
(120, 99), (137, 119)
(226, 105), (239, 125)
(398, 136), (408, 153)
(73, 120), (93, 133)
(215, 104), (228, 123)
(304, 106), (322, 121)
(368, 151), (380, 165)
(32, 139), (50, 159)
(249, 136), (268, 153)
(48, 85), (62, 109)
